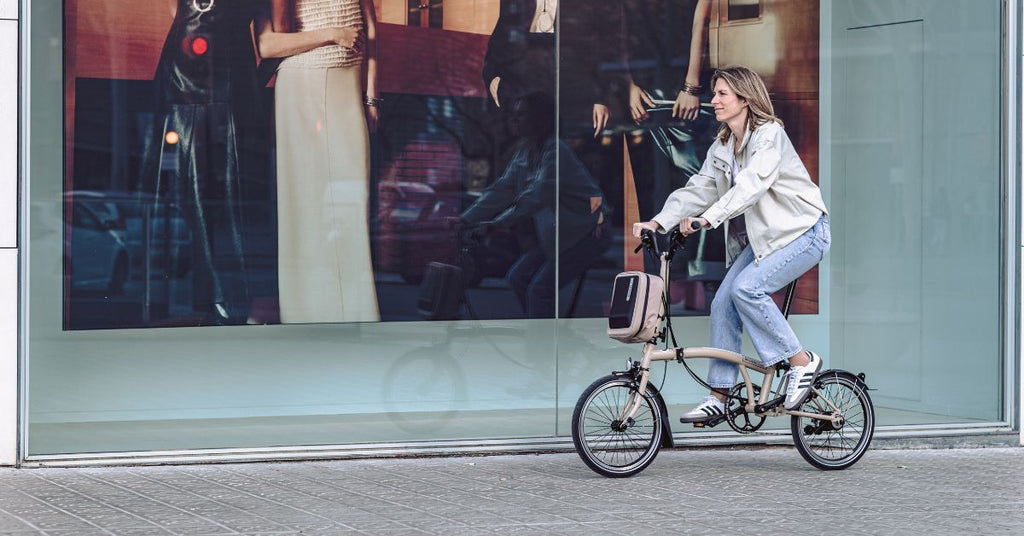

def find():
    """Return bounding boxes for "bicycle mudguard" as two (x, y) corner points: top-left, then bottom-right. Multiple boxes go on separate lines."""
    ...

(816, 369), (871, 391)
(609, 369), (675, 448)
(646, 383), (675, 449)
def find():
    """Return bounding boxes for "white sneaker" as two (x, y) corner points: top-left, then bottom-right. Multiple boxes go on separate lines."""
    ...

(679, 395), (726, 423)
(784, 351), (823, 410)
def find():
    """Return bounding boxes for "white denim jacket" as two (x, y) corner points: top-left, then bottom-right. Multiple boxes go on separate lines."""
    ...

(652, 121), (827, 265)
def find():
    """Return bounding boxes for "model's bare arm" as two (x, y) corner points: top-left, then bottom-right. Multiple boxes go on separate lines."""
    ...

(673, 0), (711, 120)
(360, 0), (378, 99)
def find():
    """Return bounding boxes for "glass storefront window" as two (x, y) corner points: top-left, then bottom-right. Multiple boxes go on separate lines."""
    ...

(25, 0), (1011, 457)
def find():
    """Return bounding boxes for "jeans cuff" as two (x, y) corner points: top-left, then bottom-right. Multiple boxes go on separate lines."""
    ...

(761, 348), (801, 368)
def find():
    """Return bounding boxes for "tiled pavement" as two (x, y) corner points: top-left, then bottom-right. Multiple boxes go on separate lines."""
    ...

(0, 446), (1022, 535)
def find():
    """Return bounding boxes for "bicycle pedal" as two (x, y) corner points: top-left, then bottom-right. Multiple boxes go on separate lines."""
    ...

(689, 415), (727, 428)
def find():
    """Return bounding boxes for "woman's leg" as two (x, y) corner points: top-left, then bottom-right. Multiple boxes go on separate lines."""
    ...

(507, 246), (547, 316)
(705, 245), (756, 398)
(729, 217), (830, 367)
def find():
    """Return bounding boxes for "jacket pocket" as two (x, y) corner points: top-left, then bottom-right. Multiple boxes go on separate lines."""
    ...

(711, 157), (730, 175)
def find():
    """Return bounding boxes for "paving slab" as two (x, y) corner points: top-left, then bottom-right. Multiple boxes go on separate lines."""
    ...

(0, 446), (1022, 535)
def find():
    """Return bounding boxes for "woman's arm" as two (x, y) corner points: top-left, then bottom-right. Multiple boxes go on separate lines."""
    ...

(673, 0), (711, 120)
(493, 141), (559, 226)
(650, 149), (722, 232)
(461, 148), (531, 225)
(360, 0), (379, 130)
(256, 0), (360, 59)
(360, 0), (378, 99)
(618, 2), (653, 123)
(482, 0), (511, 106)
(685, 0), (712, 87)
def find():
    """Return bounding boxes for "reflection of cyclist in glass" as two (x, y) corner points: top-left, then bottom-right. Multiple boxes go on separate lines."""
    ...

(459, 92), (610, 319)
(632, 66), (830, 419)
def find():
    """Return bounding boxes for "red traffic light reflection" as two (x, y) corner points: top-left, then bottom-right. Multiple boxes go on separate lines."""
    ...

(191, 37), (209, 56)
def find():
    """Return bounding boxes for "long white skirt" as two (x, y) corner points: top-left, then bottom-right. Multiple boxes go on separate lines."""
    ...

(275, 66), (379, 323)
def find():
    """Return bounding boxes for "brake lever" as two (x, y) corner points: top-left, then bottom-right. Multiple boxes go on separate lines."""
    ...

(636, 229), (655, 254)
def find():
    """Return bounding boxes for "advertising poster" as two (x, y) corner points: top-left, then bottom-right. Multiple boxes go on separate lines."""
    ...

(62, 0), (819, 329)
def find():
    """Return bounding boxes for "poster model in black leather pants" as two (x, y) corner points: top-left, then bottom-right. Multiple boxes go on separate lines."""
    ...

(140, 0), (264, 324)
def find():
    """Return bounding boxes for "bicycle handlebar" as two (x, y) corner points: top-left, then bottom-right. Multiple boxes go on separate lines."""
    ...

(635, 220), (702, 256)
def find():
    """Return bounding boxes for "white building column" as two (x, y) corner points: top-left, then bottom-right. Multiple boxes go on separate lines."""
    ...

(0, 0), (19, 466)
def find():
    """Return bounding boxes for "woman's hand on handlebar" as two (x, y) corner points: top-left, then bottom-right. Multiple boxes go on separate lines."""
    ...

(680, 217), (708, 237)
(632, 221), (661, 238)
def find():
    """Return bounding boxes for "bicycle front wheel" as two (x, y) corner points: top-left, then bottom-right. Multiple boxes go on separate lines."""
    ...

(571, 375), (665, 478)
(791, 371), (875, 470)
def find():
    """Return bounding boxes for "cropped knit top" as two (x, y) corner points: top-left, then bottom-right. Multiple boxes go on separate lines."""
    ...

(280, 0), (364, 69)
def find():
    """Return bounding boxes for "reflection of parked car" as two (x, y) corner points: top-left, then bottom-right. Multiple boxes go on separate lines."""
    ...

(376, 182), (461, 284)
(68, 194), (130, 294)
(374, 182), (519, 286)
(68, 191), (193, 279)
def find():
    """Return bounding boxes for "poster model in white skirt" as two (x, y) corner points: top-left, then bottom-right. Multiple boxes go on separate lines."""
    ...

(259, 0), (381, 323)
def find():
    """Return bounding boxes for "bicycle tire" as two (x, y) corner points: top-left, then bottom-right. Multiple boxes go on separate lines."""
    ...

(791, 370), (875, 470)
(382, 349), (465, 434)
(572, 374), (665, 478)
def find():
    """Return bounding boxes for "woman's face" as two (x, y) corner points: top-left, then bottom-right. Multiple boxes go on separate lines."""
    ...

(711, 78), (748, 126)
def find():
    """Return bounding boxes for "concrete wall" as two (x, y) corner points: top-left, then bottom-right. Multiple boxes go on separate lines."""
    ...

(0, 0), (19, 466)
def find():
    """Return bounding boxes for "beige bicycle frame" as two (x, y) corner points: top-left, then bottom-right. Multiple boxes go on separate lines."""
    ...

(619, 245), (844, 425)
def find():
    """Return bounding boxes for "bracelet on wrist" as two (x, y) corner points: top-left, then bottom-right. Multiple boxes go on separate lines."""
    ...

(680, 83), (703, 97)
(364, 95), (383, 107)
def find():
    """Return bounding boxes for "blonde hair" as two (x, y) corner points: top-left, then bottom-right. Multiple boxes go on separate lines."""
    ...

(711, 66), (783, 144)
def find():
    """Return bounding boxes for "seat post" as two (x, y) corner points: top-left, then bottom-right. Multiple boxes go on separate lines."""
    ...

(781, 279), (798, 319)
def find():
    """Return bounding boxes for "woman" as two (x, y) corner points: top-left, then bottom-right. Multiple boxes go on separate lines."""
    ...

(633, 66), (830, 419)
(257, 0), (380, 323)
(143, 0), (265, 324)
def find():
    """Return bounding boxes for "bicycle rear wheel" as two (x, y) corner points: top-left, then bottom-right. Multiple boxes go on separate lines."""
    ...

(572, 375), (664, 478)
(791, 371), (875, 470)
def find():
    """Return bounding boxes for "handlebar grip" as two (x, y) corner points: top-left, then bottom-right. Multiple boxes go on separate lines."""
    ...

(635, 229), (654, 253)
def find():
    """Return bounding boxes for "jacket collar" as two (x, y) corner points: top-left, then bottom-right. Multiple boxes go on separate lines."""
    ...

(710, 129), (752, 182)
(712, 134), (743, 164)
(721, 128), (751, 156)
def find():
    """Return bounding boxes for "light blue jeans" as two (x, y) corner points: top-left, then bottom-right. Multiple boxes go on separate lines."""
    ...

(706, 216), (831, 389)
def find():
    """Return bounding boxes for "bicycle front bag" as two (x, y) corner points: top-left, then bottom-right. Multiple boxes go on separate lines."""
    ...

(607, 271), (664, 343)
(417, 262), (464, 320)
